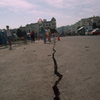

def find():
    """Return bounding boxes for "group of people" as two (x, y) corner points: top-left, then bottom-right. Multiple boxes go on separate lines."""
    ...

(0, 26), (60, 50)
(0, 26), (13, 50)
(40, 27), (60, 44)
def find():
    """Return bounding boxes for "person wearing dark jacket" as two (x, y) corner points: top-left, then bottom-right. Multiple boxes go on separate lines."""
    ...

(30, 31), (35, 42)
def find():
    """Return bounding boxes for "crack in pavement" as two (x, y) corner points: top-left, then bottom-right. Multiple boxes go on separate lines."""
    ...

(52, 40), (63, 100)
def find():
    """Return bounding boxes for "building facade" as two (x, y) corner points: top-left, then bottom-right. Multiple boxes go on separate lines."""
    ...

(71, 16), (100, 33)
(57, 16), (100, 35)
(20, 17), (56, 34)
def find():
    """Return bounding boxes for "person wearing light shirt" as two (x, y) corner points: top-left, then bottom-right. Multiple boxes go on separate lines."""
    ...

(6, 25), (12, 50)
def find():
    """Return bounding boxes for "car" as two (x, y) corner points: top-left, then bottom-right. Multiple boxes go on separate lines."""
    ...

(91, 28), (100, 35)
(85, 30), (92, 35)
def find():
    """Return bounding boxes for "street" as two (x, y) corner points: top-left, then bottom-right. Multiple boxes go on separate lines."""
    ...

(0, 36), (100, 100)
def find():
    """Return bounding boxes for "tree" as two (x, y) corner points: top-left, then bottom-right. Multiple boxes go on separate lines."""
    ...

(92, 22), (97, 29)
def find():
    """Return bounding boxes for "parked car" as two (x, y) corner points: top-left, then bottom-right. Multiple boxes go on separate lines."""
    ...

(91, 28), (100, 35)
(85, 30), (92, 35)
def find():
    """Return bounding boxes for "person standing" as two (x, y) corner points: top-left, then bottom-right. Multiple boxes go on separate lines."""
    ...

(6, 25), (12, 50)
(30, 30), (35, 42)
(22, 30), (27, 44)
(45, 27), (51, 43)
(41, 27), (46, 44)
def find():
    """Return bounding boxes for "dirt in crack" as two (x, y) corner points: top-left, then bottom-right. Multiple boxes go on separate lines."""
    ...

(52, 45), (63, 100)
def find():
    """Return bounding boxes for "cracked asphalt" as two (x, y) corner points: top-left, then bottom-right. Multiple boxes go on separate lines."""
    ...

(0, 41), (54, 100)
(0, 36), (100, 100)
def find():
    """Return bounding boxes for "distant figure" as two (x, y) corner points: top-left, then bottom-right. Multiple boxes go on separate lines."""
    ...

(41, 27), (46, 43)
(46, 27), (51, 42)
(22, 30), (27, 44)
(30, 31), (35, 42)
(6, 26), (12, 50)
(50, 28), (60, 41)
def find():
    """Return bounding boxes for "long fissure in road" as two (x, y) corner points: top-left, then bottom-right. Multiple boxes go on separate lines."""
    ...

(52, 40), (63, 100)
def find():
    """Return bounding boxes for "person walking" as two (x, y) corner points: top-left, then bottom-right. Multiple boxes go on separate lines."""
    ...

(6, 26), (12, 50)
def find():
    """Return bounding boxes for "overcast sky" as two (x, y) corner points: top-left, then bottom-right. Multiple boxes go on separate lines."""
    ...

(0, 0), (100, 29)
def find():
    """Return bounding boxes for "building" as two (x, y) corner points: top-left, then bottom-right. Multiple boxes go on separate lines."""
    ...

(57, 16), (100, 35)
(65, 16), (100, 35)
(72, 16), (100, 33)
(20, 17), (56, 34)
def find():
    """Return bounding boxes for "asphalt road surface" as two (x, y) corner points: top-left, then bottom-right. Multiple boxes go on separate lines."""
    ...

(0, 36), (100, 100)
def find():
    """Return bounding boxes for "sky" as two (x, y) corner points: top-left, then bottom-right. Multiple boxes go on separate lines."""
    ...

(0, 0), (100, 29)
